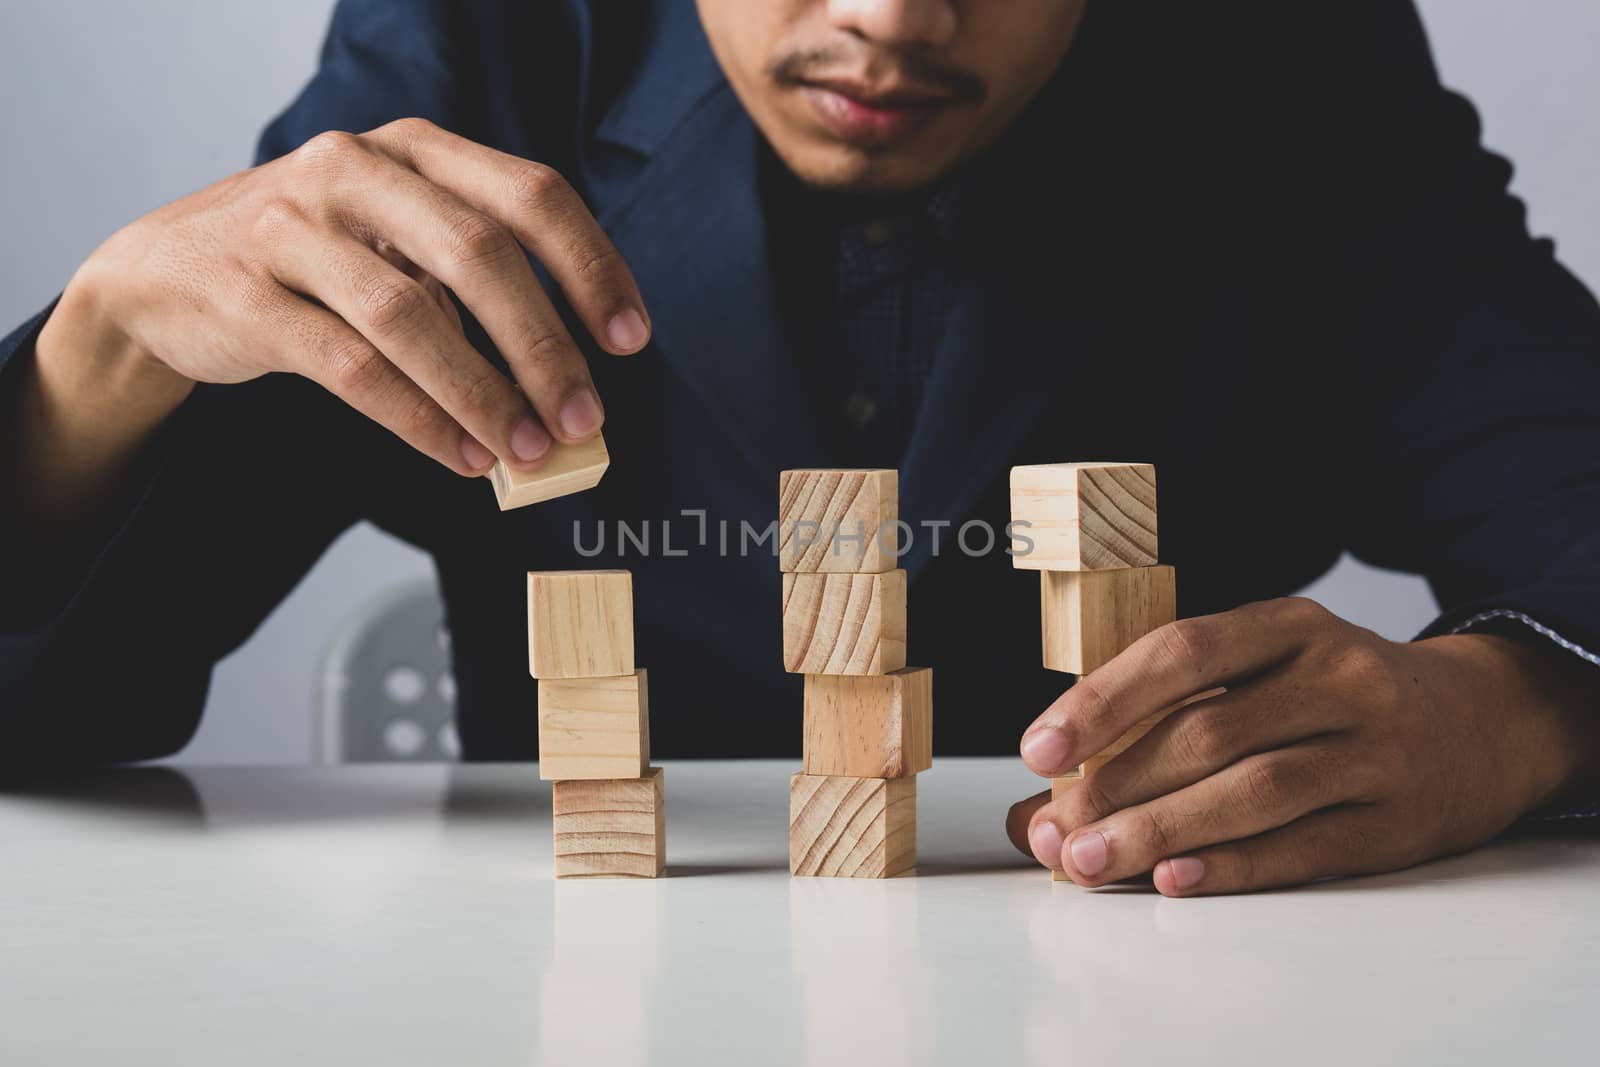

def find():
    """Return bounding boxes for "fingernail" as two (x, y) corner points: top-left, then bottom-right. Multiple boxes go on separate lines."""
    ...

(1029, 820), (1064, 870)
(461, 435), (494, 471)
(1070, 831), (1108, 878)
(606, 308), (648, 351)
(1167, 857), (1205, 891)
(511, 417), (551, 462)
(1020, 727), (1070, 774)
(559, 391), (603, 438)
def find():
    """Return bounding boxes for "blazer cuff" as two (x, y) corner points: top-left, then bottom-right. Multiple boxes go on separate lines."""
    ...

(1418, 588), (1600, 671)
(0, 301), (185, 639)
(0, 299), (59, 372)
(1419, 598), (1600, 825)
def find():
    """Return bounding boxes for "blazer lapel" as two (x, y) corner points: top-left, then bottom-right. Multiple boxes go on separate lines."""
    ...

(898, 9), (1200, 576)
(577, 0), (1199, 541)
(589, 87), (834, 484)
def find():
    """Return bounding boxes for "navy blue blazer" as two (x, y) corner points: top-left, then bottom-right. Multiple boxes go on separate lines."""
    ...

(3, 0), (1599, 763)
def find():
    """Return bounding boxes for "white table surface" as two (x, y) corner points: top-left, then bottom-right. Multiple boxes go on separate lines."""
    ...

(2, 758), (1596, 1066)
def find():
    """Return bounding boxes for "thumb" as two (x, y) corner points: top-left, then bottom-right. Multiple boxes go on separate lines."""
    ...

(1006, 788), (1052, 857)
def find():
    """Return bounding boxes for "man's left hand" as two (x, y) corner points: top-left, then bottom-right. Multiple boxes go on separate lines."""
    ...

(1006, 597), (1599, 895)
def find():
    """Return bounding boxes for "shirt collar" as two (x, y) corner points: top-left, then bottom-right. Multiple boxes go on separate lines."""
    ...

(760, 142), (990, 263)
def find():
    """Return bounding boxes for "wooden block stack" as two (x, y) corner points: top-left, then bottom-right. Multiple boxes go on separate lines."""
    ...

(780, 469), (931, 878)
(1010, 462), (1176, 881)
(529, 569), (665, 878)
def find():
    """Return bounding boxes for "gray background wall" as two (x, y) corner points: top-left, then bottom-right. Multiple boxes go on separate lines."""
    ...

(2, 1), (1596, 764)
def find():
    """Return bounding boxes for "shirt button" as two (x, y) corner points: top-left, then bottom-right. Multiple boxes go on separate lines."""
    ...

(845, 389), (877, 428)
(863, 219), (893, 245)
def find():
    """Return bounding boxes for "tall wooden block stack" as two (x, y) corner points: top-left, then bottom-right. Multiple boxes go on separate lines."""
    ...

(1010, 463), (1176, 881)
(780, 469), (930, 878)
(529, 569), (665, 878)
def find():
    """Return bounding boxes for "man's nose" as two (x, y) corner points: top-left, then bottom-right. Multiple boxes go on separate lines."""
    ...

(825, 0), (958, 49)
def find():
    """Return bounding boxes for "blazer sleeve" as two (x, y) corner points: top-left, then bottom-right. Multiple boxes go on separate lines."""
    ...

(0, 322), (375, 764)
(0, 0), (464, 765)
(1321, 2), (1600, 675)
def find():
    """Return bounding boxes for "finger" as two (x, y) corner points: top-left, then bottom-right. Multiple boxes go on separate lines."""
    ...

(1006, 788), (1051, 858)
(379, 118), (651, 357)
(1056, 677), (1351, 828)
(363, 237), (464, 330)
(1152, 806), (1386, 897)
(264, 290), (490, 476)
(372, 244), (463, 329)
(1049, 742), (1356, 886)
(421, 275), (466, 333)
(1020, 597), (1328, 776)
(263, 217), (556, 469)
(290, 131), (603, 446)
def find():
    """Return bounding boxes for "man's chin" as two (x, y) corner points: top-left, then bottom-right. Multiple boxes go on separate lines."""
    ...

(772, 137), (958, 195)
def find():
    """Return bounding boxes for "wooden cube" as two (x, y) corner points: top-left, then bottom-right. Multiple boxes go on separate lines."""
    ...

(778, 469), (898, 573)
(802, 668), (932, 778)
(790, 773), (916, 878)
(552, 767), (666, 878)
(490, 434), (609, 511)
(782, 570), (907, 675)
(1040, 565), (1177, 674)
(527, 570), (634, 679)
(1009, 462), (1157, 571)
(537, 670), (649, 781)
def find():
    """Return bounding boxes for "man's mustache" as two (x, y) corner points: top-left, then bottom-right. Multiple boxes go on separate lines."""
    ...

(769, 43), (986, 104)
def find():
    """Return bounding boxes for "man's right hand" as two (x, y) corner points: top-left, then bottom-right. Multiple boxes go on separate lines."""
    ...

(37, 117), (650, 480)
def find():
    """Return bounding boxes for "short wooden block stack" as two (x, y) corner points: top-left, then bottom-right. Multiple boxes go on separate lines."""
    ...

(529, 569), (665, 878)
(780, 469), (929, 878)
(1011, 463), (1177, 881)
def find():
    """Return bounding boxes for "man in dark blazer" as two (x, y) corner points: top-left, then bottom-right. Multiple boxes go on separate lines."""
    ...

(2, 0), (1598, 895)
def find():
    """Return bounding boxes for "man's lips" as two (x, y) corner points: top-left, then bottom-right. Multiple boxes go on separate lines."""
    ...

(797, 80), (952, 148)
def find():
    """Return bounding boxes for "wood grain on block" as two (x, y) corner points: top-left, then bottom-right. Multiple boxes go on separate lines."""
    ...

(490, 433), (609, 511)
(778, 469), (898, 573)
(1009, 462), (1157, 570)
(1040, 565), (1177, 674)
(782, 570), (907, 675)
(802, 667), (932, 778)
(789, 773), (916, 878)
(806, 668), (934, 777)
(537, 670), (649, 781)
(552, 766), (666, 878)
(527, 569), (634, 679)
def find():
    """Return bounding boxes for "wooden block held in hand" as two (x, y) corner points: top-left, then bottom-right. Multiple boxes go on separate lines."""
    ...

(1050, 775), (1082, 881)
(1041, 565), (1177, 674)
(1081, 716), (1167, 778)
(1010, 462), (1157, 571)
(790, 773), (916, 878)
(552, 767), (666, 878)
(782, 570), (907, 675)
(538, 670), (649, 781)
(803, 667), (932, 778)
(490, 434), (609, 511)
(1080, 688), (1221, 775)
(778, 469), (898, 572)
(527, 570), (634, 679)
(1051, 772), (1084, 798)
